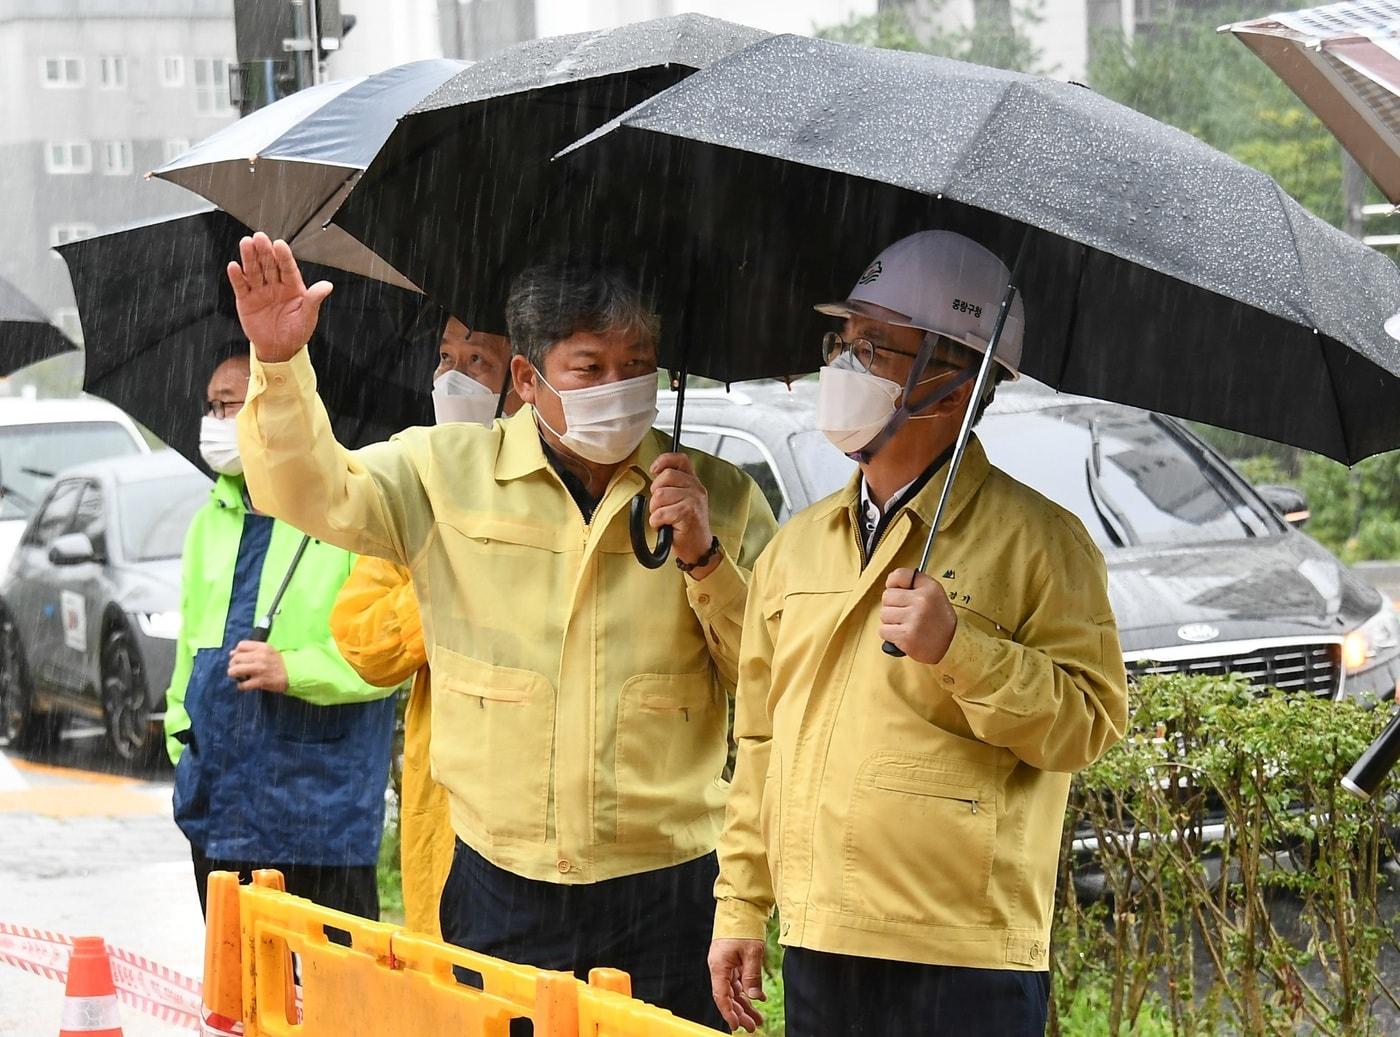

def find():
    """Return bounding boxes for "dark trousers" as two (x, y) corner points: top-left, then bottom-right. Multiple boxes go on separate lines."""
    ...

(783, 946), (1050, 1037)
(439, 839), (724, 1029)
(190, 843), (379, 921)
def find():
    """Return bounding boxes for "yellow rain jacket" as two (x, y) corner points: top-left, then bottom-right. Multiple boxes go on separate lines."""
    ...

(239, 349), (777, 884)
(714, 438), (1128, 971)
(330, 556), (450, 937)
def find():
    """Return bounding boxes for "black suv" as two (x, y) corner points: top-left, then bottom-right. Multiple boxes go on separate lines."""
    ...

(659, 377), (1400, 704)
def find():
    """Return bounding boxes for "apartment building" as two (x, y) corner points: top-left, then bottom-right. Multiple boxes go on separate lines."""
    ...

(0, 0), (237, 346)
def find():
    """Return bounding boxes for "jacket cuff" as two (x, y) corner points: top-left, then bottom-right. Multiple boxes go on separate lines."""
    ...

(934, 614), (999, 698)
(686, 551), (746, 620)
(712, 897), (771, 941)
(248, 347), (315, 400)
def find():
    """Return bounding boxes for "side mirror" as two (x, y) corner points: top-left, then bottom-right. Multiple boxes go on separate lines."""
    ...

(1257, 484), (1310, 527)
(49, 532), (96, 566)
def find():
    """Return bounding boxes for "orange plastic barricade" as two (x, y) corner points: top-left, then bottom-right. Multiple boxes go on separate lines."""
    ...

(215, 870), (726, 1037)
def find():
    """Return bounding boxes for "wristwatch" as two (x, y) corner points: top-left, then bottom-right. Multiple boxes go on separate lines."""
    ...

(676, 536), (722, 573)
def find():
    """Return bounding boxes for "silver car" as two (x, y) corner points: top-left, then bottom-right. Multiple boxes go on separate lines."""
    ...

(0, 450), (209, 762)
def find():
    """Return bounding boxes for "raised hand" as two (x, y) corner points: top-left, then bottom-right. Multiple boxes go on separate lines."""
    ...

(226, 232), (333, 363)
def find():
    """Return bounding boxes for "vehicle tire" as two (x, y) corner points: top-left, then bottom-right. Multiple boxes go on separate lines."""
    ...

(1, 612), (63, 751)
(101, 624), (157, 765)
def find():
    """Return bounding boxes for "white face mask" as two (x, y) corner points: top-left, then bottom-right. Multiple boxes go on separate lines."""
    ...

(534, 369), (658, 464)
(815, 356), (905, 455)
(199, 415), (243, 476)
(432, 369), (500, 426)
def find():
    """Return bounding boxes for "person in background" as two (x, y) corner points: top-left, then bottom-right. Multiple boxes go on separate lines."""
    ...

(165, 347), (397, 919)
(331, 316), (516, 937)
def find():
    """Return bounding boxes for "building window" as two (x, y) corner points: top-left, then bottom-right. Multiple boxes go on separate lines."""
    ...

(102, 140), (133, 176)
(49, 224), (96, 248)
(98, 55), (127, 89)
(160, 55), (185, 87)
(163, 138), (190, 163)
(54, 309), (84, 344)
(45, 141), (93, 174)
(41, 56), (83, 88)
(193, 57), (232, 114)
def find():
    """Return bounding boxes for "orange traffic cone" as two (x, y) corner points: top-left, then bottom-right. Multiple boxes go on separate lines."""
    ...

(58, 936), (122, 1037)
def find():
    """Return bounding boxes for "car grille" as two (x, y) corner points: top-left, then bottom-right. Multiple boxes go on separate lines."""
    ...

(1127, 641), (1341, 698)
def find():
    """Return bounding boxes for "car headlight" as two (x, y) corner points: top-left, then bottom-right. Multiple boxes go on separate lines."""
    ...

(1343, 605), (1400, 673)
(136, 610), (182, 640)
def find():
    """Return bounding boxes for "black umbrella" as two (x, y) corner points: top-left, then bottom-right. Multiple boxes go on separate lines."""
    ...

(331, 13), (768, 337)
(0, 274), (75, 377)
(556, 32), (1400, 465)
(56, 209), (442, 468)
(550, 31), (1400, 639)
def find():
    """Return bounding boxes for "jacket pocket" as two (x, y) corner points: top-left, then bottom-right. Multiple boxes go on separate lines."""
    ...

(841, 753), (996, 927)
(615, 670), (725, 841)
(432, 647), (556, 844)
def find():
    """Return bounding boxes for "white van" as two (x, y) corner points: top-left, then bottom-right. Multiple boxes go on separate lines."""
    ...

(0, 398), (149, 576)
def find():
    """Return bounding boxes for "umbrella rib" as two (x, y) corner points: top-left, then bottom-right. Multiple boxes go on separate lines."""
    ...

(1316, 328), (1355, 464)
(1268, 179), (1351, 459)
(285, 169), (360, 244)
(1270, 180), (1315, 325)
(1049, 241), (1089, 390)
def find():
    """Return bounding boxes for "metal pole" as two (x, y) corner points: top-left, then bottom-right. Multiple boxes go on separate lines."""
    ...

(306, 0), (322, 86)
(882, 227), (1032, 658)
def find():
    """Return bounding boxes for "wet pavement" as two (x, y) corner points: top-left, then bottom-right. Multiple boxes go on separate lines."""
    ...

(0, 724), (201, 1036)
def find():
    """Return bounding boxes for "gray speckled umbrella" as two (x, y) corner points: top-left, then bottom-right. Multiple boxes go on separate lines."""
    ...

(558, 32), (1400, 465)
(0, 275), (74, 377)
(330, 13), (768, 333)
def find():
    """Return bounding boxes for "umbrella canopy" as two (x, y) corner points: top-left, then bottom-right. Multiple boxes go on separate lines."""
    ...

(57, 209), (442, 468)
(330, 13), (768, 332)
(554, 32), (1400, 464)
(151, 59), (465, 291)
(1223, 0), (1400, 204)
(0, 275), (75, 377)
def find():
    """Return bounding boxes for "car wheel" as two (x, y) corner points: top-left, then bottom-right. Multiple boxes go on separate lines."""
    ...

(101, 625), (156, 764)
(0, 613), (64, 751)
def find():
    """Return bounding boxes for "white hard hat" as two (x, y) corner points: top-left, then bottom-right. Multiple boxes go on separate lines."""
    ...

(815, 230), (1024, 378)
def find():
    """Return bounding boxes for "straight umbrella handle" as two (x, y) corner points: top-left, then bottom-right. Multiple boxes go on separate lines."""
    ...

(883, 229), (1030, 658)
(1341, 708), (1400, 800)
(249, 534), (312, 642)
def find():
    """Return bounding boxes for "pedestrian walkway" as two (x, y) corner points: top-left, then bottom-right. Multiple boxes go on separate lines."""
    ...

(0, 748), (201, 1036)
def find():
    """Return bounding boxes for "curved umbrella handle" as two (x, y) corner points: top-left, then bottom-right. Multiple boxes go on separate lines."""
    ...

(629, 492), (672, 569)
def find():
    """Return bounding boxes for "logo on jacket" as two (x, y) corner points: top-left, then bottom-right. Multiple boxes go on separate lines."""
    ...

(1177, 623), (1220, 644)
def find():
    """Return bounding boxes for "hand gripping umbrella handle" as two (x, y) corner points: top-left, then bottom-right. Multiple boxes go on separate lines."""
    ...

(883, 229), (1030, 658)
(629, 495), (673, 569)
(1341, 708), (1400, 800)
(630, 352), (689, 569)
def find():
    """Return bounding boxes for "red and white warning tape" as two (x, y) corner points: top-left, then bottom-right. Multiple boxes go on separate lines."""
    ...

(0, 923), (202, 1031)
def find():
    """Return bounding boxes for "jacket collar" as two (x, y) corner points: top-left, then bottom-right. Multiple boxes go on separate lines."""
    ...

(813, 435), (993, 535)
(210, 473), (248, 513)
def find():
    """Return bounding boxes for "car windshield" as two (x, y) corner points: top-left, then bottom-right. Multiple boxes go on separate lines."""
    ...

(118, 473), (208, 562)
(786, 397), (1275, 549)
(979, 400), (1275, 548)
(0, 421), (140, 521)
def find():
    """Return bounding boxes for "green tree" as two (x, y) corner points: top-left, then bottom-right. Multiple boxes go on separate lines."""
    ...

(817, 1), (1045, 75)
(1086, 4), (1348, 224)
